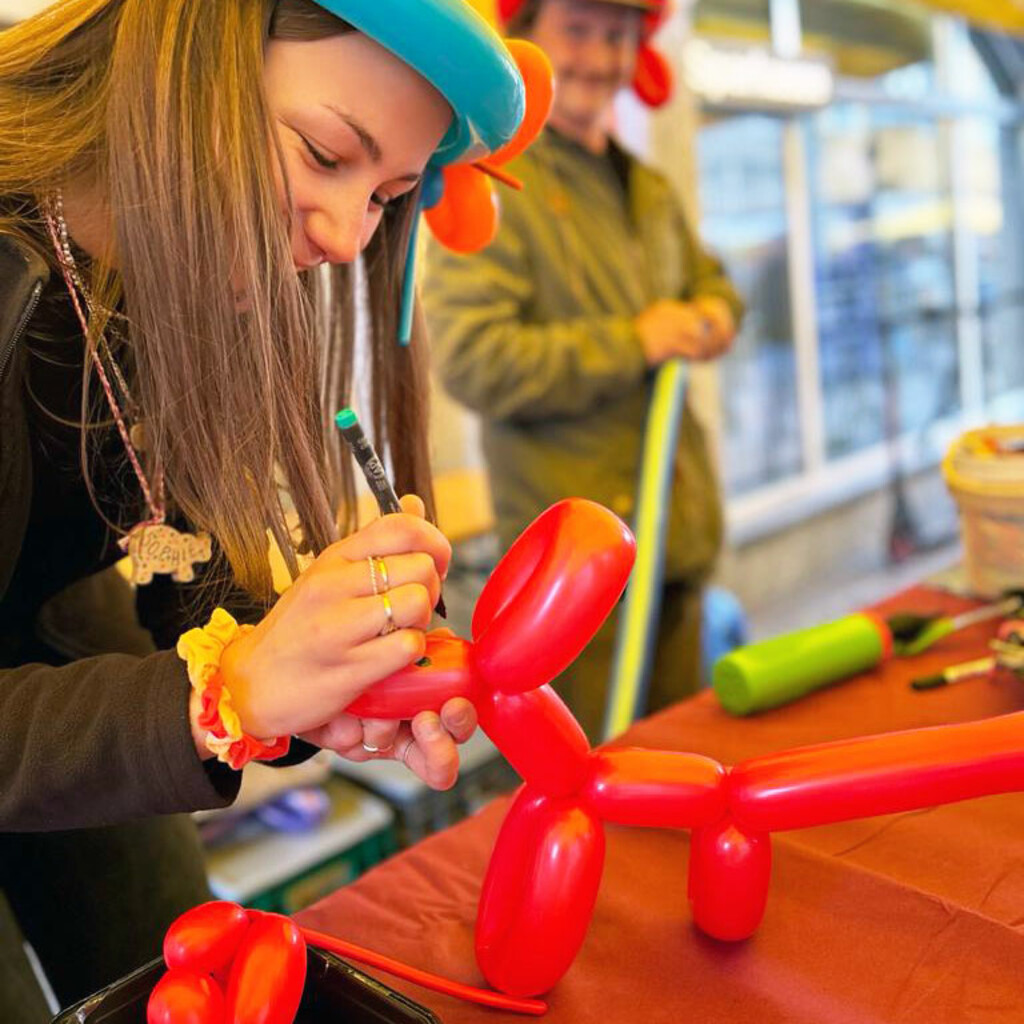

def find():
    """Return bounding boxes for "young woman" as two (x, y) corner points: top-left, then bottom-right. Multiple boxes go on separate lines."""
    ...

(0, 0), (524, 1015)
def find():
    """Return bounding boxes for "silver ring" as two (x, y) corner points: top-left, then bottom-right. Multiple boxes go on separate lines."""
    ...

(379, 593), (397, 635)
(362, 742), (380, 753)
(367, 555), (379, 596)
(375, 556), (390, 592)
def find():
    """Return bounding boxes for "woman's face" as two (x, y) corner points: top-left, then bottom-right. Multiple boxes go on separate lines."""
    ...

(264, 31), (452, 269)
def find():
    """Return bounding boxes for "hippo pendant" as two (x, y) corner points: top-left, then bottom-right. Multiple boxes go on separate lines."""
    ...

(122, 523), (213, 585)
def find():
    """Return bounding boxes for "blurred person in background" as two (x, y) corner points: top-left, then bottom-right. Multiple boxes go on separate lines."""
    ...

(424, 0), (744, 741)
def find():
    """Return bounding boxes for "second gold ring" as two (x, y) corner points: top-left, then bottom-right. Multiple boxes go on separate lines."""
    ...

(379, 593), (397, 635)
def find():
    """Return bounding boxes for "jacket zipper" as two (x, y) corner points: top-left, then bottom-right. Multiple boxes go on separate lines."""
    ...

(0, 279), (43, 385)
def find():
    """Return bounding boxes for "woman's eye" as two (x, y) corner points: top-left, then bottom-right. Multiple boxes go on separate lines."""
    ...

(300, 135), (339, 170)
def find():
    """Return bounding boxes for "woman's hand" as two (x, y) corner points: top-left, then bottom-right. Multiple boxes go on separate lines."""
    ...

(201, 495), (475, 789)
(302, 684), (478, 791)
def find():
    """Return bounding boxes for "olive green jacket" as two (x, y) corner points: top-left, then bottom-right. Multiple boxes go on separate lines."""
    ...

(423, 129), (744, 584)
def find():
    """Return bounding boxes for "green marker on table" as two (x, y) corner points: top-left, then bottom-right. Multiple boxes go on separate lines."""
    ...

(335, 408), (446, 619)
(713, 594), (1024, 715)
(713, 613), (891, 716)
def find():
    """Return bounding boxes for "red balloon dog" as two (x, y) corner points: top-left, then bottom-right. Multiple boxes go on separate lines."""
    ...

(348, 498), (1024, 996)
(154, 498), (1024, 1017)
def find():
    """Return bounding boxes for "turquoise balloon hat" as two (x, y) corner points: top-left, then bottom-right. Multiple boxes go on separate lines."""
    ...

(311, 0), (525, 167)
(310, 0), (528, 343)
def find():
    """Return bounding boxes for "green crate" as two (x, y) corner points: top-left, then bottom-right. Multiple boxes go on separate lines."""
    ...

(204, 777), (397, 915)
(331, 732), (518, 847)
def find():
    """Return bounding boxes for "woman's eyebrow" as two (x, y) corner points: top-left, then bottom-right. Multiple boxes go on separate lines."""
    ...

(323, 104), (382, 163)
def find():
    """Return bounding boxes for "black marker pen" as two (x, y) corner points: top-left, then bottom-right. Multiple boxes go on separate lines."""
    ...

(335, 407), (447, 619)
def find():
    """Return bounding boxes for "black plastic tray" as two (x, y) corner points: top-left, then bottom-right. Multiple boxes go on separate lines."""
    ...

(51, 947), (442, 1023)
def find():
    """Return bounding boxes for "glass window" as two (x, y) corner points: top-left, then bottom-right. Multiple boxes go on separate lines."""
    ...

(808, 103), (959, 461)
(963, 118), (1024, 413)
(697, 113), (803, 495)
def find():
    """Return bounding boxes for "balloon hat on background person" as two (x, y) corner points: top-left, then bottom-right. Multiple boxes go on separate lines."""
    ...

(311, 0), (554, 343)
(497, 0), (673, 108)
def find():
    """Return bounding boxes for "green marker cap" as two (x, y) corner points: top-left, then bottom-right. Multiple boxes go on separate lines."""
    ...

(335, 408), (358, 430)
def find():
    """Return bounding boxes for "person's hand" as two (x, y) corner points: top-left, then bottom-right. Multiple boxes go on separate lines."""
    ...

(692, 295), (737, 356)
(634, 297), (735, 367)
(196, 495), (474, 789)
(301, 626), (478, 791)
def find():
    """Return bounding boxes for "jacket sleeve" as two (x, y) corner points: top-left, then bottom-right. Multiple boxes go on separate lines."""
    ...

(0, 650), (241, 831)
(678, 202), (746, 324)
(422, 215), (649, 424)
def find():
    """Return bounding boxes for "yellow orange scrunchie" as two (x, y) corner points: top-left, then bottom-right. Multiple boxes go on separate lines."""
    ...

(177, 608), (290, 770)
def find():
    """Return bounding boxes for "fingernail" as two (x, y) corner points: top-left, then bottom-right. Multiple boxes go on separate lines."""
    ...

(448, 707), (471, 729)
(420, 715), (443, 739)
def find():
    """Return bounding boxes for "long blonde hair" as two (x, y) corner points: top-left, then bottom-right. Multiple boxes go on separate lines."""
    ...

(0, 0), (434, 603)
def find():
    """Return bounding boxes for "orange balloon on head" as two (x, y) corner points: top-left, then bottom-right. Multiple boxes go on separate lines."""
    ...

(424, 164), (499, 253)
(488, 40), (554, 166)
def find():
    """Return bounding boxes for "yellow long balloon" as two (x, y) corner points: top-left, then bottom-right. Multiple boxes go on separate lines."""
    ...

(603, 358), (689, 740)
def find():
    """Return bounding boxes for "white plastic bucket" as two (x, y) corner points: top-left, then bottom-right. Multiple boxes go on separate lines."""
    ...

(943, 425), (1024, 598)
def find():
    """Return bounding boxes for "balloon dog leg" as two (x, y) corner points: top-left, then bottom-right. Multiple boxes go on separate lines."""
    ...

(683, 711), (1024, 941)
(476, 787), (605, 998)
(688, 817), (771, 941)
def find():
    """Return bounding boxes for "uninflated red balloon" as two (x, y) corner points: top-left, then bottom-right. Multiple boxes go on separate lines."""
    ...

(147, 969), (225, 1024)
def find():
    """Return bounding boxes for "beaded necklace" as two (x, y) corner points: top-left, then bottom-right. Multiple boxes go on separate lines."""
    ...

(42, 191), (212, 585)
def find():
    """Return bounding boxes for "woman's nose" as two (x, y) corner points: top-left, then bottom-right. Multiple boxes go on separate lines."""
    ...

(305, 200), (371, 266)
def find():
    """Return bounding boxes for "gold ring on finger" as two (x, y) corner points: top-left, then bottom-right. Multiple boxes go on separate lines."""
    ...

(367, 555), (379, 596)
(379, 593), (397, 635)
(374, 556), (390, 593)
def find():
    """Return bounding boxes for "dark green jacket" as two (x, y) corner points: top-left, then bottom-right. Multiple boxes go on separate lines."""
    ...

(424, 130), (744, 583)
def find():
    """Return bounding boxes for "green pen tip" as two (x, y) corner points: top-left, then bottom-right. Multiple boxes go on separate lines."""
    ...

(334, 408), (357, 430)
